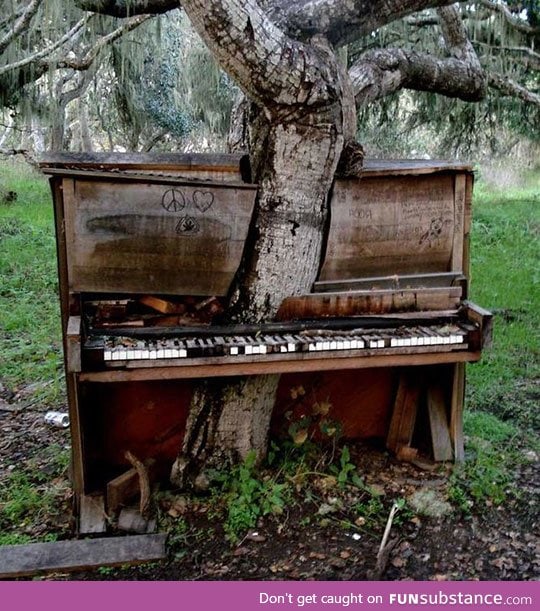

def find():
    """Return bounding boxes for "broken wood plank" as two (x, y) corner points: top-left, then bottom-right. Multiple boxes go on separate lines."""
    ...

(106, 459), (156, 515)
(0, 534), (166, 579)
(79, 494), (107, 534)
(450, 363), (466, 462)
(386, 374), (421, 454)
(139, 295), (185, 315)
(427, 385), (454, 462)
(66, 316), (81, 373)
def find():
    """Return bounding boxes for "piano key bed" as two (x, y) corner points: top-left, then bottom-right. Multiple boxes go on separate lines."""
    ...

(99, 324), (467, 363)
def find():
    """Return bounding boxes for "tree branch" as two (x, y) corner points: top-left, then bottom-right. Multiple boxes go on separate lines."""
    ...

(267, 0), (465, 47)
(478, 0), (539, 35)
(0, 17), (89, 78)
(73, 0), (179, 16)
(180, 0), (342, 110)
(0, 0), (43, 54)
(52, 14), (153, 71)
(351, 4), (485, 107)
(488, 72), (540, 107)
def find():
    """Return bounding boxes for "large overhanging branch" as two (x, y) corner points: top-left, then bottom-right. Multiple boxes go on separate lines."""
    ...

(0, 0), (43, 54)
(75, 0), (467, 47)
(264, 0), (466, 47)
(351, 4), (486, 106)
(180, 0), (342, 110)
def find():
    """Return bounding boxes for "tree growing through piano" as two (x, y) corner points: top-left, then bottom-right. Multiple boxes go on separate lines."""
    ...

(7, 1), (530, 488)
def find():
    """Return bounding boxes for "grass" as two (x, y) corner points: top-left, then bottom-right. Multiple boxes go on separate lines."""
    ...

(467, 171), (539, 431)
(0, 159), (63, 407)
(0, 158), (538, 540)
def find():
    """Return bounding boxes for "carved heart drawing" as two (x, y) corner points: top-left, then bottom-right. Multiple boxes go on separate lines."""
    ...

(193, 190), (214, 213)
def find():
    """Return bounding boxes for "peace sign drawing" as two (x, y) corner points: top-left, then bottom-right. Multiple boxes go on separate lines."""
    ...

(161, 189), (186, 212)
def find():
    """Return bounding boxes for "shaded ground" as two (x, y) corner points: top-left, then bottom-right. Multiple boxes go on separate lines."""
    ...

(0, 382), (538, 582)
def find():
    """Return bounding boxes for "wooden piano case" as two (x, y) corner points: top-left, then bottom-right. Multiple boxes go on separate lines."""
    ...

(41, 154), (491, 531)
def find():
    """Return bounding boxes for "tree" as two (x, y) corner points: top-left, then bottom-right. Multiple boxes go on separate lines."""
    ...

(5, 1), (538, 484)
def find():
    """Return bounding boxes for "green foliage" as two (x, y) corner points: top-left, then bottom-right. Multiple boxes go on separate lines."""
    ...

(329, 446), (364, 489)
(449, 411), (521, 511)
(213, 451), (288, 543)
(466, 174), (539, 430)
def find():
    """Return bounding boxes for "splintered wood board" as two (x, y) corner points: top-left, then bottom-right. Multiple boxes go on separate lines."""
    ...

(0, 534), (167, 578)
(62, 178), (257, 296)
(321, 173), (462, 280)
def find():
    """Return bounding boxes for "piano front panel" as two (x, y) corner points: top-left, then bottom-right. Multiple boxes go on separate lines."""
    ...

(320, 173), (470, 280)
(62, 177), (257, 296)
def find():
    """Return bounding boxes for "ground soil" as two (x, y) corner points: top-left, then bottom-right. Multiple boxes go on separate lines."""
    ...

(0, 384), (538, 582)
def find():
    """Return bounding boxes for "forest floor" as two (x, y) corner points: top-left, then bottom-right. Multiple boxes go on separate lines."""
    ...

(0, 392), (538, 581)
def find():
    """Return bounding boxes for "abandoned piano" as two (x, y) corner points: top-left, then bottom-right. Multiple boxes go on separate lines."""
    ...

(40, 153), (492, 531)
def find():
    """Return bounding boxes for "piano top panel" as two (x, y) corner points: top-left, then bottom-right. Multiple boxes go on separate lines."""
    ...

(39, 152), (250, 183)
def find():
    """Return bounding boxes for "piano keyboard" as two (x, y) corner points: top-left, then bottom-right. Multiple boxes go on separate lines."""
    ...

(99, 324), (467, 364)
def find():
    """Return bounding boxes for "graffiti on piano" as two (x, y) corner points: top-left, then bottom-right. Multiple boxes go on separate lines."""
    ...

(175, 216), (200, 235)
(161, 188), (216, 236)
(161, 189), (186, 212)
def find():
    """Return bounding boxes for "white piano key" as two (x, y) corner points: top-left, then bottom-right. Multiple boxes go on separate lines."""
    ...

(287, 342), (296, 352)
(259, 345), (268, 354)
(104, 350), (112, 361)
(322, 341), (331, 351)
(411, 337), (419, 346)
(230, 346), (239, 355)
(179, 349), (187, 358)
(141, 349), (150, 359)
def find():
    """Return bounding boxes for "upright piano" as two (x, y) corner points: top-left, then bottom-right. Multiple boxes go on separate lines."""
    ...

(40, 153), (492, 531)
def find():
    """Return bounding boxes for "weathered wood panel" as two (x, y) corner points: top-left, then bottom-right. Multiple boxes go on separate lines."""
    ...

(277, 287), (462, 319)
(386, 374), (421, 454)
(40, 152), (248, 182)
(0, 534), (166, 578)
(63, 178), (257, 295)
(321, 173), (462, 280)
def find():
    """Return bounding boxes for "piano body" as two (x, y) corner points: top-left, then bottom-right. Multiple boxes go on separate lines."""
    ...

(40, 153), (492, 529)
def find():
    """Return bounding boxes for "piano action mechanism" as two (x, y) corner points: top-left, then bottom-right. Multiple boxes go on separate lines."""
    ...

(40, 153), (492, 529)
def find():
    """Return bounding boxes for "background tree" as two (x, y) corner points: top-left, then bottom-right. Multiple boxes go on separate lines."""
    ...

(2, 0), (538, 486)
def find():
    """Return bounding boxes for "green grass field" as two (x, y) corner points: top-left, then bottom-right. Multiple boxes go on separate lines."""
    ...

(0, 158), (538, 533)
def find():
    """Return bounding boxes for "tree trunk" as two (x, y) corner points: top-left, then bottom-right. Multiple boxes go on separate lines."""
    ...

(170, 0), (357, 488)
(171, 102), (348, 488)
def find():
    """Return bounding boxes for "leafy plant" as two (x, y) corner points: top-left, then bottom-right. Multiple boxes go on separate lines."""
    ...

(213, 451), (289, 542)
(330, 446), (364, 489)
